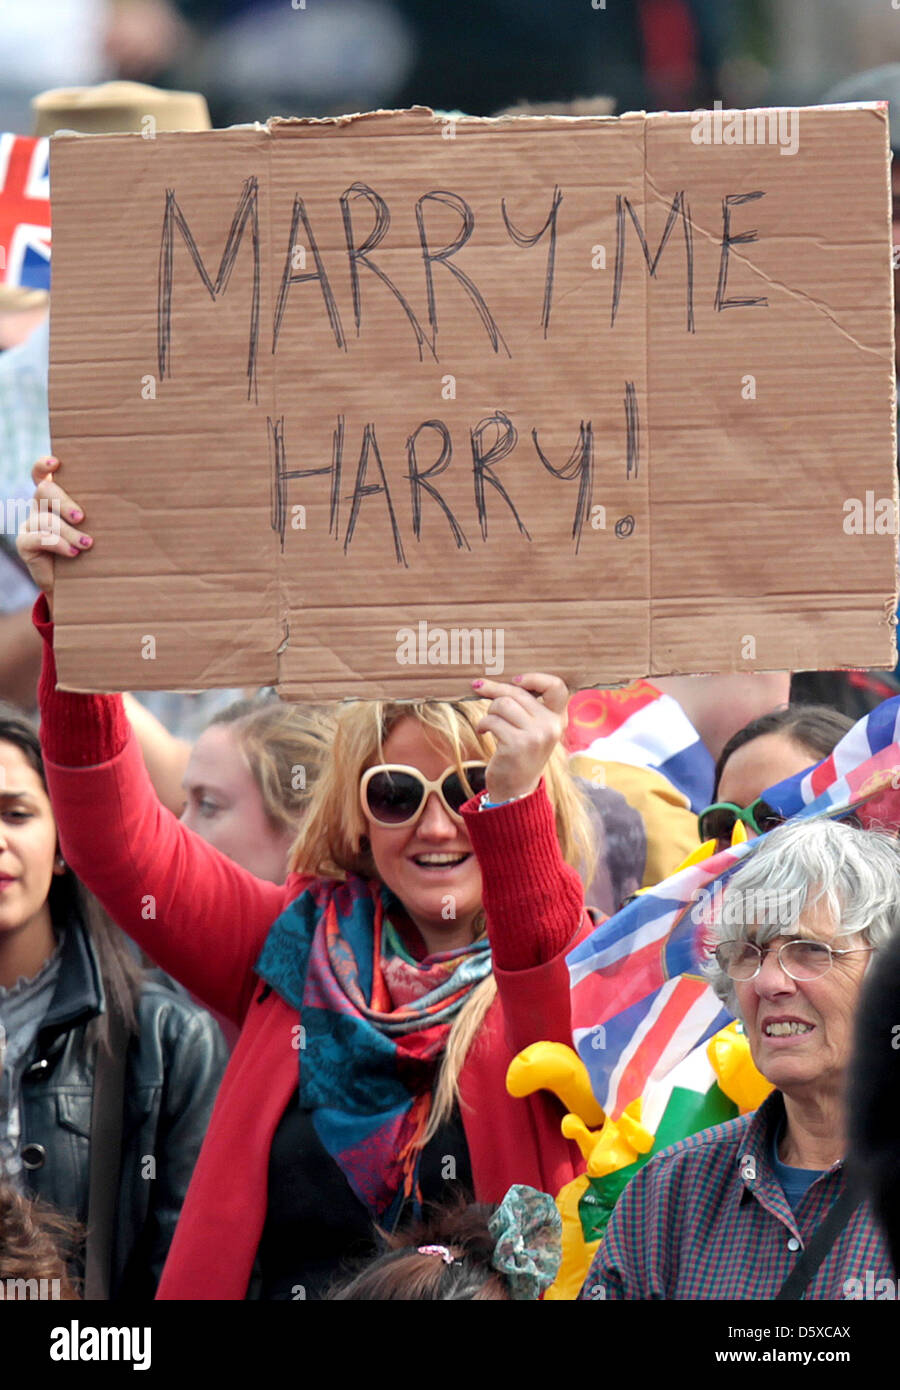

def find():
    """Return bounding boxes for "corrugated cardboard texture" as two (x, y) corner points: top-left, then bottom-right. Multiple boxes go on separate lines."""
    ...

(48, 105), (898, 698)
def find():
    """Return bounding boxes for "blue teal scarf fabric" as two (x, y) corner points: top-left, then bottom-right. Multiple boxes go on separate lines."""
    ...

(256, 874), (492, 1220)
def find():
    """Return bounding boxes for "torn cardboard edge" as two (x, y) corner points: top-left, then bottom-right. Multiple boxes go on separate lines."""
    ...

(48, 102), (898, 699)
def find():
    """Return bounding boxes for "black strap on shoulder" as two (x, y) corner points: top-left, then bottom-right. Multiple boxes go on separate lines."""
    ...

(775, 1173), (862, 1301)
(84, 998), (132, 1300)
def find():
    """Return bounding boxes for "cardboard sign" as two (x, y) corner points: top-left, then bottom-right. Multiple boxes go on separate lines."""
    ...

(48, 105), (897, 698)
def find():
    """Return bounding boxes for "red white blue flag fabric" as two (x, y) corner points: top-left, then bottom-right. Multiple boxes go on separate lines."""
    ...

(763, 693), (900, 829)
(0, 134), (51, 290)
(568, 693), (900, 1118)
(568, 843), (747, 1119)
(566, 681), (715, 814)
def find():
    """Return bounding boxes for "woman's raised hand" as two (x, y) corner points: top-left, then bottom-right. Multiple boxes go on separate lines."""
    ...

(472, 672), (569, 804)
(16, 457), (93, 610)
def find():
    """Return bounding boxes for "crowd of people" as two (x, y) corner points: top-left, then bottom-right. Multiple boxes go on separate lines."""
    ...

(2, 7), (900, 1315)
(0, 454), (897, 1303)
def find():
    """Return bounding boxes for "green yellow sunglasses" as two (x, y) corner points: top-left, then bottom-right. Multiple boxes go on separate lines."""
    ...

(697, 797), (785, 846)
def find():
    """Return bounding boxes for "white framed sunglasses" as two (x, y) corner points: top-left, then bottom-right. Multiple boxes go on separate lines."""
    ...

(359, 762), (488, 827)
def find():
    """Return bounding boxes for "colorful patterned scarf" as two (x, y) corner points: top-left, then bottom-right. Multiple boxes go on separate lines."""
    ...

(255, 875), (492, 1222)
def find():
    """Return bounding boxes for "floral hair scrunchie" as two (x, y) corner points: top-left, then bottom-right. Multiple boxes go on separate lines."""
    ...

(487, 1184), (562, 1300)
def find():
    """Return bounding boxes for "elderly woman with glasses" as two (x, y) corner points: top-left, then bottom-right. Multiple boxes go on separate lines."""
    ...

(16, 458), (597, 1301)
(581, 818), (896, 1300)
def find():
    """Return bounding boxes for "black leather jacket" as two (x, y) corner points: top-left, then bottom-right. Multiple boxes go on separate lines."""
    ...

(20, 921), (228, 1298)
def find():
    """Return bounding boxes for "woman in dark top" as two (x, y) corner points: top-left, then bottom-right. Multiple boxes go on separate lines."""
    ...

(0, 704), (227, 1297)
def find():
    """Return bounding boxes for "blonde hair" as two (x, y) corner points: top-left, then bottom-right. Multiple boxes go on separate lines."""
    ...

(211, 698), (335, 834)
(291, 697), (595, 1140)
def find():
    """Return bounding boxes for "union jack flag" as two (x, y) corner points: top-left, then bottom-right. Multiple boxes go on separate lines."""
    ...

(568, 693), (900, 1119)
(566, 681), (715, 813)
(764, 693), (900, 828)
(568, 842), (746, 1119)
(0, 134), (50, 290)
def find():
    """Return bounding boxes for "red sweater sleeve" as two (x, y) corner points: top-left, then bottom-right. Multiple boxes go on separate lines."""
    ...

(33, 595), (292, 1023)
(33, 594), (131, 764)
(462, 783), (594, 1057)
(460, 781), (585, 970)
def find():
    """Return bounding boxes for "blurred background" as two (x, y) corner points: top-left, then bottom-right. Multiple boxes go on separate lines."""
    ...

(4, 0), (900, 728)
(1, 0), (899, 132)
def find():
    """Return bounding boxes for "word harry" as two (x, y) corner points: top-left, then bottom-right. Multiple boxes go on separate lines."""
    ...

(269, 408), (634, 561)
(396, 621), (504, 674)
(50, 1322), (151, 1371)
(691, 102), (799, 157)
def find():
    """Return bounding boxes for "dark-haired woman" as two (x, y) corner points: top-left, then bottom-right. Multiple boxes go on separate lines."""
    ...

(698, 705), (854, 852)
(0, 704), (228, 1298)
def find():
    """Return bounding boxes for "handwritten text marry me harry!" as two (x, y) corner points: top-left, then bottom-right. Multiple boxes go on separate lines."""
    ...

(159, 176), (768, 560)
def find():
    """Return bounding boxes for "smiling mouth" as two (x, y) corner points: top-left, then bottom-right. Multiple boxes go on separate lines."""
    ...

(410, 853), (471, 869)
(763, 1021), (815, 1037)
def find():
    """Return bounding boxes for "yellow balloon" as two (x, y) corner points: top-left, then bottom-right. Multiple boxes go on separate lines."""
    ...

(707, 1021), (773, 1113)
(545, 1172), (600, 1301)
(506, 1041), (605, 1129)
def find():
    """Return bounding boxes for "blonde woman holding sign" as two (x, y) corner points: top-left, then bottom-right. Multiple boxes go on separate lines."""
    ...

(17, 457), (595, 1300)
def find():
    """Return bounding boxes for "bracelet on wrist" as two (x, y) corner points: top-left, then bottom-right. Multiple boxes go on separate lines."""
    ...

(477, 788), (532, 812)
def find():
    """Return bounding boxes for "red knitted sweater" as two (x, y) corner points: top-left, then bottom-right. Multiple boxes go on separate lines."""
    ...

(33, 596), (590, 1299)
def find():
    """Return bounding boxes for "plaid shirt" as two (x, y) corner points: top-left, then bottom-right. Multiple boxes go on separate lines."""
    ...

(580, 1091), (893, 1300)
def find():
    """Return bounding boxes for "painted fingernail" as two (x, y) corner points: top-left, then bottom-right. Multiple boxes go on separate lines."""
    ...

(472, 680), (483, 689)
(513, 675), (523, 683)
(78, 535), (92, 548)
(69, 544), (80, 556)
(69, 509), (83, 522)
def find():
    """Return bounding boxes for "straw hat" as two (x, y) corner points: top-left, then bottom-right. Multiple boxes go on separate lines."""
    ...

(0, 83), (211, 313)
(31, 80), (211, 137)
